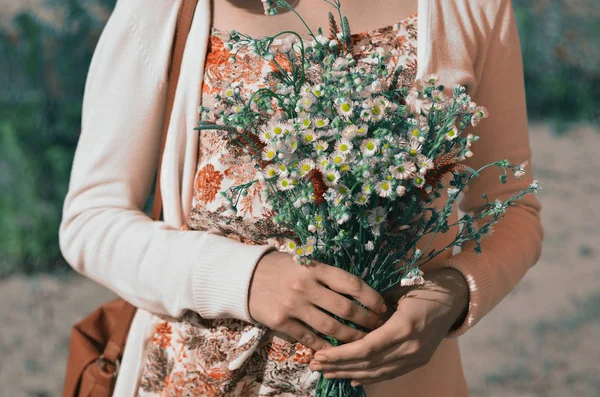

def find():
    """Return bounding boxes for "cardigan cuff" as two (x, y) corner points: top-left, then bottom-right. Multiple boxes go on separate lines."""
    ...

(192, 234), (275, 323)
(428, 248), (493, 338)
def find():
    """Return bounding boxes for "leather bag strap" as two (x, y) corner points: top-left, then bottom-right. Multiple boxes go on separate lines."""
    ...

(102, 0), (199, 361)
(151, 0), (200, 221)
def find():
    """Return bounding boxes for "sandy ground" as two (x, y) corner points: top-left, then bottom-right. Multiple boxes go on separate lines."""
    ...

(1, 122), (599, 397)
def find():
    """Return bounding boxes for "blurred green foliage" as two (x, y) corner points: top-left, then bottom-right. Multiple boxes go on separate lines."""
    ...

(0, 0), (598, 275)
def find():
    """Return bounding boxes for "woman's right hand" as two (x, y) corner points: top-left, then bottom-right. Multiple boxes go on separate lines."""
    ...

(248, 250), (388, 351)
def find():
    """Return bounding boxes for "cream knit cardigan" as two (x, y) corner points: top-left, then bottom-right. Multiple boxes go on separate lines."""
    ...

(59, 0), (543, 395)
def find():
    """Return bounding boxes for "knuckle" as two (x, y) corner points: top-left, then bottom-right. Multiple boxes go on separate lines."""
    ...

(347, 275), (364, 293)
(321, 319), (338, 335)
(359, 344), (376, 359)
(299, 332), (316, 346)
(337, 300), (355, 318)
(290, 279), (306, 293)
(405, 340), (421, 356)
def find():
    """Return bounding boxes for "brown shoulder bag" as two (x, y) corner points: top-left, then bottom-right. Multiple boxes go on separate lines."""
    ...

(62, 0), (199, 395)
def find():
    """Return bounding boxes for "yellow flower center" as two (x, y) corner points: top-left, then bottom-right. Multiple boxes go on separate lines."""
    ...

(366, 142), (375, 151)
(339, 144), (349, 152)
(341, 103), (351, 112)
(273, 126), (283, 135)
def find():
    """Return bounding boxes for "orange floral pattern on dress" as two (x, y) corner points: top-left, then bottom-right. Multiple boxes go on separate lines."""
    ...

(139, 13), (419, 397)
(194, 163), (223, 203)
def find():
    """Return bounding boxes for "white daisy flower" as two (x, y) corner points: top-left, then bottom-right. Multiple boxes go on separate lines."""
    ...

(262, 165), (279, 179)
(424, 73), (439, 85)
(312, 84), (325, 97)
(277, 176), (295, 191)
(297, 95), (316, 110)
(413, 174), (426, 188)
(416, 155), (435, 173)
(330, 153), (347, 166)
(301, 130), (320, 144)
(342, 125), (358, 140)
(297, 159), (315, 176)
(314, 139), (329, 152)
(298, 116), (312, 130)
(284, 240), (298, 253)
(356, 125), (368, 136)
(446, 127), (459, 141)
(317, 156), (331, 171)
(376, 180), (394, 197)
(313, 117), (330, 129)
(259, 129), (274, 144)
(336, 99), (354, 117)
(354, 192), (370, 206)
(277, 163), (289, 176)
(323, 169), (341, 186)
(286, 137), (298, 153)
(335, 139), (353, 155)
(407, 139), (422, 159)
(361, 139), (378, 156)
(222, 86), (235, 98)
(391, 161), (416, 180)
(262, 146), (277, 161)
(367, 206), (387, 227)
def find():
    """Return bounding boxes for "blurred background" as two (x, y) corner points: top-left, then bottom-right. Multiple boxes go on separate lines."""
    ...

(0, 0), (598, 396)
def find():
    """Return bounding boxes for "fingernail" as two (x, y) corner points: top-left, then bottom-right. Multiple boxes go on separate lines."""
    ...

(380, 303), (387, 314)
(314, 354), (327, 362)
(351, 380), (362, 387)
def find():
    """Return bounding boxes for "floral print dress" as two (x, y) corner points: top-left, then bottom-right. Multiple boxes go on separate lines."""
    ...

(138, 13), (418, 397)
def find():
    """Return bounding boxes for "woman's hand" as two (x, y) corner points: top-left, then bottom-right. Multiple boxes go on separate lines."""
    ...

(308, 268), (469, 386)
(249, 250), (388, 351)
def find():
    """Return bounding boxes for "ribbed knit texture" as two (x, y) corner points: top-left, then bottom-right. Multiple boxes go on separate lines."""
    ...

(59, 0), (543, 395)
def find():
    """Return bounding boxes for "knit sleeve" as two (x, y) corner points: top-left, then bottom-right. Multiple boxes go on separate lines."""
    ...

(58, 0), (274, 323)
(428, 0), (544, 337)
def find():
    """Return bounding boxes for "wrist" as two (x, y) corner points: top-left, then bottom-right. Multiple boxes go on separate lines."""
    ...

(429, 268), (469, 328)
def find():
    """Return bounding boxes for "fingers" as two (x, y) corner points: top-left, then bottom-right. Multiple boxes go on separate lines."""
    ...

(313, 287), (383, 331)
(317, 264), (387, 316)
(278, 318), (332, 351)
(296, 306), (367, 343)
(323, 361), (421, 386)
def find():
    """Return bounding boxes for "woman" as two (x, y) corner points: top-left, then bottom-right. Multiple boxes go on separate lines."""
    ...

(59, 0), (543, 395)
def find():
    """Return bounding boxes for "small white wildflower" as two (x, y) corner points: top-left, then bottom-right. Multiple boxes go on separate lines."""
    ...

(313, 117), (330, 129)
(391, 161), (416, 180)
(354, 192), (370, 206)
(365, 241), (375, 251)
(301, 130), (320, 144)
(413, 174), (426, 188)
(308, 224), (316, 233)
(277, 176), (295, 191)
(335, 139), (353, 155)
(361, 139), (378, 156)
(446, 127), (459, 141)
(314, 139), (329, 152)
(336, 99), (354, 117)
(376, 180), (394, 197)
(262, 146), (277, 161)
(416, 155), (435, 174)
(262, 165), (279, 179)
(323, 169), (341, 186)
(367, 206), (387, 227)
(407, 139), (422, 159)
(297, 159), (315, 176)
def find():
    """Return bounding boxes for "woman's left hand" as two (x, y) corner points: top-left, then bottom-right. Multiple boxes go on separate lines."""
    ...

(308, 268), (470, 387)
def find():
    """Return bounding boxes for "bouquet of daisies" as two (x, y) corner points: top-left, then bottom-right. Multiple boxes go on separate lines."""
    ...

(196, 1), (539, 395)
